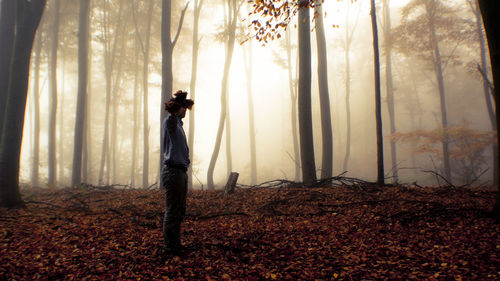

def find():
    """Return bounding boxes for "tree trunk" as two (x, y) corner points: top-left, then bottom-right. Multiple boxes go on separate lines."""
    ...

(143, 0), (154, 188)
(286, 28), (300, 182)
(161, 0), (188, 188)
(470, 0), (497, 185)
(0, 0), (15, 136)
(383, 0), (398, 183)
(207, 0), (237, 190)
(131, 35), (140, 187)
(71, 0), (90, 186)
(343, 2), (354, 173)
(58, 58), (65, 184)
(426, 0), (451, 183)
(0, 0), (47, 207)
(48, 0), (60, 189)
(188, 0), (203, 189)
(370, 0), (385, 185)
(244, 40), (257, 185)
(477, 0), (500, 220)
(297, 0), (316, 184)
(31, 33), (42, 187)
(225, 100), (233, 176)
(111, 34), (126, 184)
(98, 0), (123, 185)
(314, 0), (333, 179)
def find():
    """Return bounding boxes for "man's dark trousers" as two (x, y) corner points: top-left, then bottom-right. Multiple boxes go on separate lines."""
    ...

(162, 165), (188, 249)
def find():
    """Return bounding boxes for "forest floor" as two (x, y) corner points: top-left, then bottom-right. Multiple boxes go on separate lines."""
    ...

(0, 183), (499, 280)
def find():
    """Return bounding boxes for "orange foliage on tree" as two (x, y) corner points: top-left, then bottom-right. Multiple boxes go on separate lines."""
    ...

(391, 124), (496, 183)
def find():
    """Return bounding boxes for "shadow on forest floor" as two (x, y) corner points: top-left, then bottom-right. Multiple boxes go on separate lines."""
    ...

(0, 184), (499, 280)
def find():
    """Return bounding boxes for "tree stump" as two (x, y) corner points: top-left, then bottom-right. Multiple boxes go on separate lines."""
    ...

(224, 172), (239, 195)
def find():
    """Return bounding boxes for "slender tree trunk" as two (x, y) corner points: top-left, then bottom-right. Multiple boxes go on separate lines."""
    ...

(131, 36), (140, 187)
(31, 34), (42, 187)
(98, 1), (123, 185)
(314, 0), (333, 179)
(58, 57), (65, 183)
(111, 35), (125, 184)
(477, 0), (500, 220)
(0, 0), (47, 207)
(225, 101), (233, 176)
(71, 0), (90, 186)
(244, 40), (257, 185)
(383, 0), (397, 183)
(188, 0), (203, 189)
(286, 28), (300, 182)
(207, 0), (237, 189)
(297, 0), (316, 184)
(0, 0), (15, 136)
(82, 15), (92, 184)
(371, 0), (385, 185)
(343, 3), (353, 173)
(48, 0), (60, 189)
(161, 0), (188, 188)
(426, 0), (451, 183)
(143, 0), (154, 188)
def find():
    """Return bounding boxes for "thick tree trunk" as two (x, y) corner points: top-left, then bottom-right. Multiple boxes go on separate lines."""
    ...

(207, 0), (237, 190)
(188, 0), (203, 189)
(48, 0), (60, 189)
(477, 0), (500, 220)
(371, 0), (385, 185)
(286, 28), (300, 182)
(71, 0), (90, 186)
(314, 0), (333, 179)
(244, 41), (257, 185)
(0, 0), (47, 207)
(31, 33), (42, 187)
(0, 0), (15, 136)
(470, 0), (497, 185)
(297, 0), (316, 184)
(383, 0), (398, 183)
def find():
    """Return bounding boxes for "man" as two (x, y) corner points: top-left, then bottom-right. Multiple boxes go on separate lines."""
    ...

(162, 90), (194, 255)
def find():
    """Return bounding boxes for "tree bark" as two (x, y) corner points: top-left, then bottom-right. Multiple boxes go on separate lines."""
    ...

(188, 0), (204, 189)
(207, 0), (237, 190)
(0, 0), (47, 207)
(48, 0), (60, 189)
(314, 0), (333, 179)
(477, 0), (500, 220)
(286, 28), (300, 182)
(71, 0), (90, 186)
(0, 0), (15, 137)
(383, 0), (398, 183)
(297, 0), (316, 184)
(31, 32), (42, 187)
(370, 0), (385, 185)
(142, 0), (154, 188)
(161, 0), (188, 188)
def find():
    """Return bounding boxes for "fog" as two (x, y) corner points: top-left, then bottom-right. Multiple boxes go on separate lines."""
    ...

(19, 0), (494, 189)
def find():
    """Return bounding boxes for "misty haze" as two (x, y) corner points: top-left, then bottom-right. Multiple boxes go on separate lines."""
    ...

(0, 0), (499, 279)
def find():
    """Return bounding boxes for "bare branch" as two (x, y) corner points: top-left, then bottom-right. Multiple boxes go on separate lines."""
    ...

(172, 1), (190, 49)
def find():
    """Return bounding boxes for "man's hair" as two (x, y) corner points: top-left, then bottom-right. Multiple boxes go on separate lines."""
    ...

(165, 90), (194, 113)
